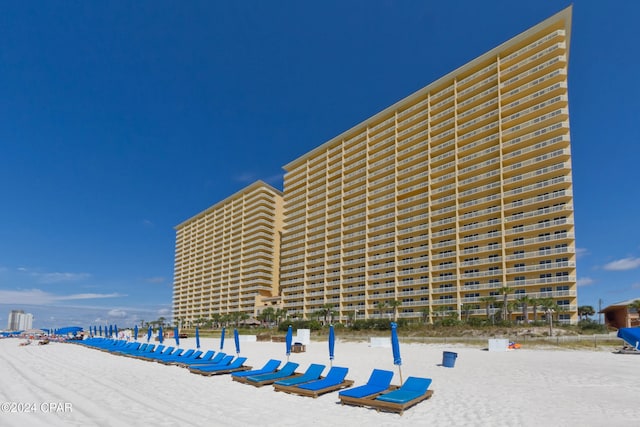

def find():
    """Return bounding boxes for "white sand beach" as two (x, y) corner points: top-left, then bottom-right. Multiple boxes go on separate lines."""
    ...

(0, 336), (638, 427)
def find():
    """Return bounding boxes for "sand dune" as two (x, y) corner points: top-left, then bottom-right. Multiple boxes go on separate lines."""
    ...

(0, 336), (637, 426)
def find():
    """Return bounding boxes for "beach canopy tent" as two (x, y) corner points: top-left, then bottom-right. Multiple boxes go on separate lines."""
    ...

(56, 326), (84, 336)
(617, 327), (640, 350)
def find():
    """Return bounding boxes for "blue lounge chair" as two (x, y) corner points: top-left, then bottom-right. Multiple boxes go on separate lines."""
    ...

(241, 362), (300, 387)
(342, 376), (434, 415)
(273, 366), (353, 398)
(158, 349), (196, 364)
(153, 348), (184, 362)
(273, 364), (325, 387)
(184, 352), (227, 367)
(138, 346), (176, 361)
(111, 342), (142, 355)
(166, 349), (204, 365)
(338, 369), (395, 404)
(98, 340), (128, 352)
(231, 359), (281, 380)
(127, 343), (155, 357)
(172, 350), (215, 366)
(189, 357), (250, 376)
(130, 345), (167, 359)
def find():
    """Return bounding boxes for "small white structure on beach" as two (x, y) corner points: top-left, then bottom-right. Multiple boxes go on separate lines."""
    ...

(295, 329), (310, 345)
(488, 339), (509, 352)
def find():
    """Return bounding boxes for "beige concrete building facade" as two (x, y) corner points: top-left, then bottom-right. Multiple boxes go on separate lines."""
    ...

(280, 7), (577, 323)
(172, 181), (284, 324)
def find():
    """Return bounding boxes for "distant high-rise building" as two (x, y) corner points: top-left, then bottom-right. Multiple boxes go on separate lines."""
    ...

(7, 310), (33, 331)
(172, 181), (284, 323)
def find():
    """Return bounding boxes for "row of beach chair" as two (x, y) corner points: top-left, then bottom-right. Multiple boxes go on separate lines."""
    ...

(73, 338), (433, 415)
(233, 360), (433, 414)
(76, 338), (253, 372)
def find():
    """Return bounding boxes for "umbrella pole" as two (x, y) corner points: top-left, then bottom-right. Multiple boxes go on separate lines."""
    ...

(398, 366), (403, 386)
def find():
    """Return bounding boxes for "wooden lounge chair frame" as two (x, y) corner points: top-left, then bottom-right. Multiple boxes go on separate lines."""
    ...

(338, 385), (399, 407)
(273, 367), (353, 398)
(339, 377), (434, 415)
(271, 363), (325, 388)
(230, 359), (282, 382)
(367, 389), (434, 415)
(196, 365), (252, 376)
(189, 357), (252, 377)
(273, 380), (353, 398)
(243, 373), (303, 387)
(340, 388), (432, 414)
(234, 362), (301, 386)
(273, 380), (353, 399)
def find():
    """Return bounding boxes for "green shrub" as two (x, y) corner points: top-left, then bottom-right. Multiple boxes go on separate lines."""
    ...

(578, 320), (607, 333)
(278, 320), (322, 332)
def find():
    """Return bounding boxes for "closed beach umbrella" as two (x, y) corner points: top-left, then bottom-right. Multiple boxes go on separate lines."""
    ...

(99, 325), (103, 337)
(195, 327), (200, 349)
(220, 327), (226, 350)
(329, 324), (335, 367)
(158, 326), (164, 344)
(391, 322), (403, 385)
(174, 327), (180, 346)
(109, 325), (113, 338)
(134, 325), (139, 341)
(114, 325), (118, 338)
(285, 325), (293, 361)
(234, 328), (240, 355)
(147, 326), (152, 343)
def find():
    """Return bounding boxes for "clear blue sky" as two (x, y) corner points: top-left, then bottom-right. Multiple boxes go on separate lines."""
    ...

(1, 1), (639, 329)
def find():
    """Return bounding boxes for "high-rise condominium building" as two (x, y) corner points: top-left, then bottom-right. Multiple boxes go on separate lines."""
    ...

(173, 7), (577, 325)
(279, 7), (576, 323)
(173, 181), (284, 323)
(7, 310), (34, 331)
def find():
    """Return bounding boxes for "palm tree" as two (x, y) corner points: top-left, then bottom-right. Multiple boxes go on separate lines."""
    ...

(258, 307), (276, 326)
(275, 308), (287, 326)
(420, 307), (430, 325)
(517, 295), (532, 324)
(577, 305), (595, 321)
(320, 303), (336, 325)
(498, 287), (513, 322)
(211, 313), (221, 329)
(461, 303), (474, 323)
(480, 296), (497, 324)
(530, 298), (540, 323)
(219, 313), (230, 328)
(539, 298), (557, 335)
(174, 317), (182, 328)
(431, 305), (448, 322)
(387, 300), (402, 322)
(238, 312), (250, 327)
(506, 301), (518, 322)
(628, 300), (640, 314)
(375, 300), (387, 318)
(554, 304), (568, 324)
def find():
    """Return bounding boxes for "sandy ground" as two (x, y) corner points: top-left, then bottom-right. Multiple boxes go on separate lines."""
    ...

(0, 335), (638, 426)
